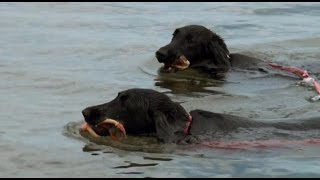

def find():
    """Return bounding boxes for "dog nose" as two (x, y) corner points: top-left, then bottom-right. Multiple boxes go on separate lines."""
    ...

(155, 49), (168, 63)
(82, 108), (91, 119)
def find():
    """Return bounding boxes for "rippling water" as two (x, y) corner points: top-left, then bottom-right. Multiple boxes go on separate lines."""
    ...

(2, 2), (320, 177)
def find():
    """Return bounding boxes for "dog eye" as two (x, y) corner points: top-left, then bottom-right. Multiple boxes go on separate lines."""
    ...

(119, 95), (128, 102)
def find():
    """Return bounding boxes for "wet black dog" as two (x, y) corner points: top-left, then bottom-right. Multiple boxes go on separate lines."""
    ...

(82, 88), (320, 144)
(155, 25), (267, 76)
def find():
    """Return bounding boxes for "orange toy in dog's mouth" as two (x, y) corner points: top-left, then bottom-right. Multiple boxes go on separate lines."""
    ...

(81, 119), (126, 141)
(164, 55), (190, 71)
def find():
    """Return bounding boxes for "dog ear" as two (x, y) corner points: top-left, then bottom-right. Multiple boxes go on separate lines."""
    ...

(151, 102), (189, 143)
(152, 110), (176, 143)
(206, 36), (231, 72)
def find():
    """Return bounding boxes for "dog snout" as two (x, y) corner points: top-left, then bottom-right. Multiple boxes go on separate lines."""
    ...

(155, 48), (168, 63)
(82, 108), (91, 120)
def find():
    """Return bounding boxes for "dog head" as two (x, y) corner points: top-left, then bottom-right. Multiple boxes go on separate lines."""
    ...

(156, 25), (230, 73)
(82, 88), (190, 143)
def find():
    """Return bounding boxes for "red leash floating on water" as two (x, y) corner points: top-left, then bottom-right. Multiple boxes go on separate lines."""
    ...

(200, 138), (320, 150)
(269, 62), (320, 101)
(269, 62), (310, 78)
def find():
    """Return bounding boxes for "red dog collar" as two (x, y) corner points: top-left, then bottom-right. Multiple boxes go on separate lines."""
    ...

(184, 114), (193, 135)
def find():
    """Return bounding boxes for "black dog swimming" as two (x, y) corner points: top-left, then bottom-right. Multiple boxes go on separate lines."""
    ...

(155, 25), (274, 77)
(153, 25), (320, 97)
(82, 88), (320, 144)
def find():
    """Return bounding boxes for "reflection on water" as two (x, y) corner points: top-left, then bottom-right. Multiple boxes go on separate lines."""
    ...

(141, 58), (228, 97)
(155, 70), (226, 97)
(117, 172), (144, 175)
(143, 156), (173, 161)
(113, 162), (158, 169)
